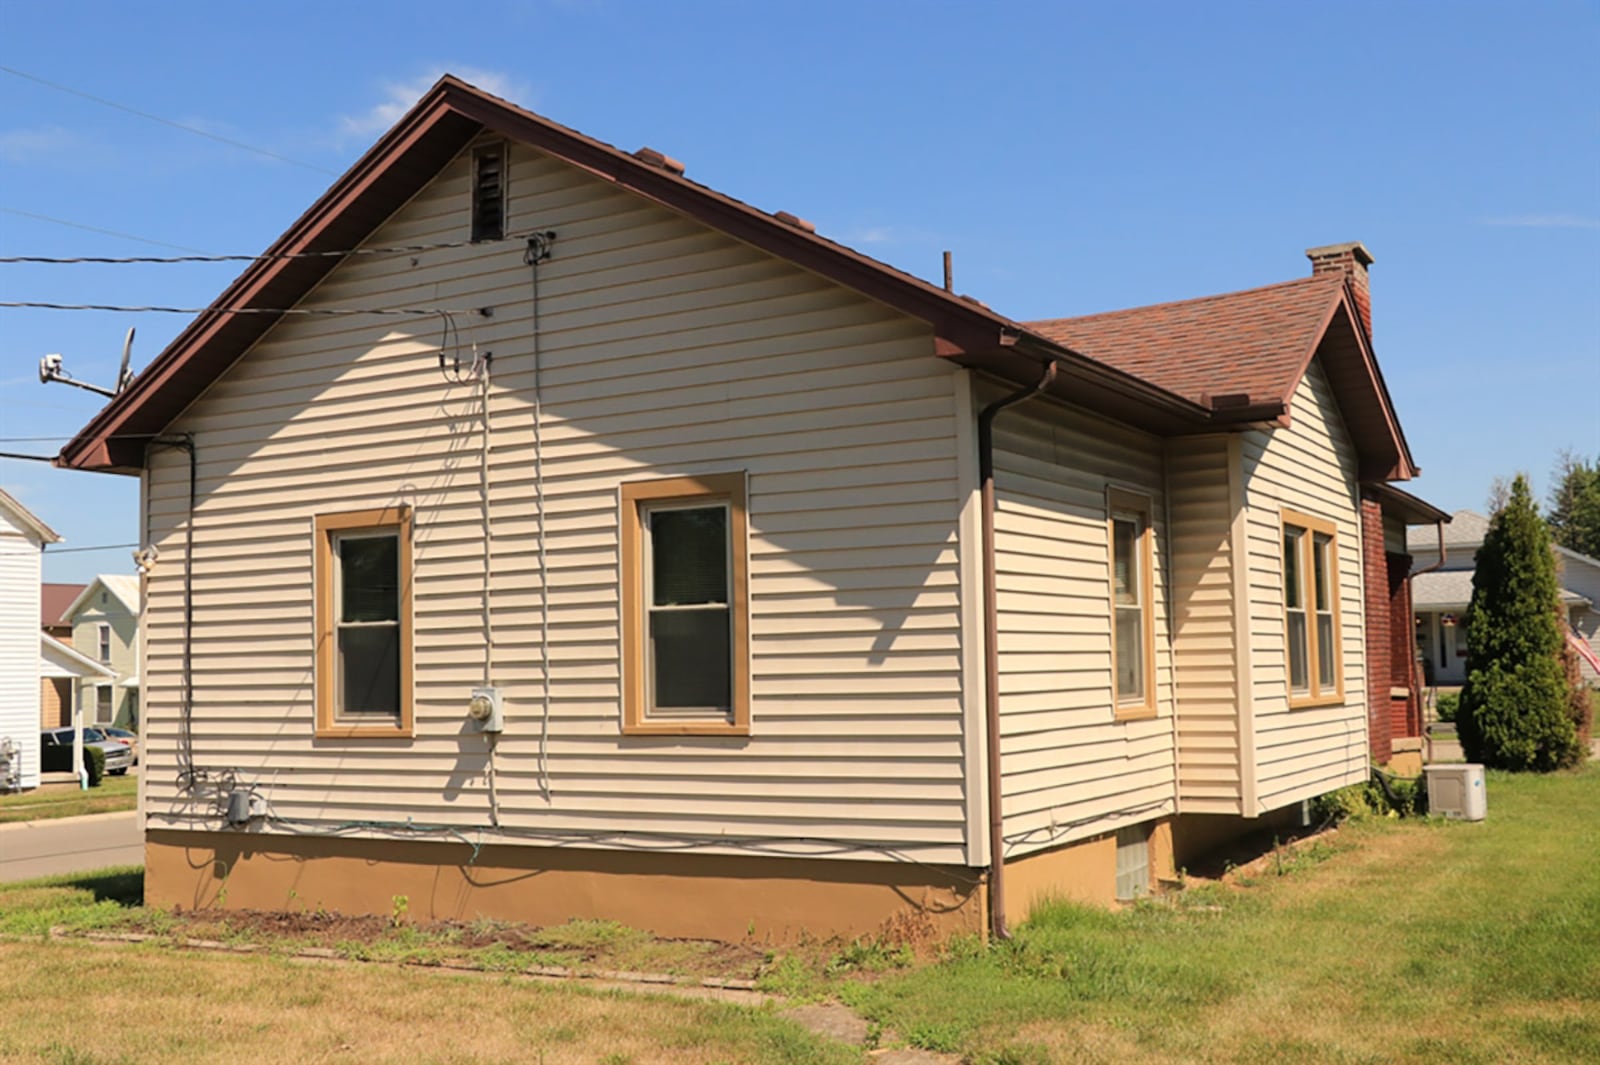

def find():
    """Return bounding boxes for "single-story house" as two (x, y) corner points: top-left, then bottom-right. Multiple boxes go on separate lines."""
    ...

(40, 581), (87, 727)
(1410, 510), (1600, 686)
(58, 76), (1441, 941)
(2, 489), (61, 791)
(58, 574), (142, 729)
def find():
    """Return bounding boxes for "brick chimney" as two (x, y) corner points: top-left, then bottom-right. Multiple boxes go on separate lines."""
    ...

(1306, 241), (1374, 339)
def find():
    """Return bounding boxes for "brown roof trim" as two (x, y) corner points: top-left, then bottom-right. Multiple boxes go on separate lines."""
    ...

(1298, 285), (1418, 481)
(1366, 483), (1451, 526)
(59, 76), (1213, 473)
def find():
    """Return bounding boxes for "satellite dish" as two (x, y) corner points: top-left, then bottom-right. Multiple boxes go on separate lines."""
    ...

(115, 328), (135, 393)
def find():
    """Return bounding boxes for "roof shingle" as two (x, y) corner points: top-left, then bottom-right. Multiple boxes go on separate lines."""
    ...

(1024, 274), (1346, 409)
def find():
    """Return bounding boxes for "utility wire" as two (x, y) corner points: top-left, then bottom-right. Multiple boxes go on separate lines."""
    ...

(45, 542), (140, 554)
(0, 232), (537, 265)
(0, 209), (212, 254)
(0, 66), (337, 175)
(2, 300), (451, 316)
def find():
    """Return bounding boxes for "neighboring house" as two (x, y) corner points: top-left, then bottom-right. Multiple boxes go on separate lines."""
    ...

(41, 634), (117, 736)
(40, 582), (86, 727)
(57, 77), (1438, 941)
(59, 574), (142, 729)
(1, 489), (60, 791)
(1410, 510), (1600, 686)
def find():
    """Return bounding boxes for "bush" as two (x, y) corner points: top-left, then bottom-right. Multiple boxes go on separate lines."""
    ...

(39, 740), (106, 785)
(1434, 691), (1460, 723)
(1457, 476), (1581, 770)
(84, 746), (105, 787)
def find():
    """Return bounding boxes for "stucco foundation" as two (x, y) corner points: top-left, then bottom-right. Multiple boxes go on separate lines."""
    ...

(1001, 819), (1176, 921)
(145, 830), (983, 944)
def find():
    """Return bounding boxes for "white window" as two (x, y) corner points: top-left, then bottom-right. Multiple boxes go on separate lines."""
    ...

(314, 507), (414, 737)
(620, 474), (749, 735)
(97, 622), (111, 663)
(1283, 510), (1342, 705)
(1108, 488), (1155, 718)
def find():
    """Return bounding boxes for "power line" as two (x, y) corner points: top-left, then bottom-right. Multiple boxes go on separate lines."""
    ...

(0, 66), (337, 175)
(0, 208), (212, 254)
(0, 230), (551, 265)
(1, 300), (451, 317)
(46, 542), (140, 554)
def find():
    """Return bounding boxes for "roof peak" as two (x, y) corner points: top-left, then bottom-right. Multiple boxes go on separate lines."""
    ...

(1024, 272), (1342, 330)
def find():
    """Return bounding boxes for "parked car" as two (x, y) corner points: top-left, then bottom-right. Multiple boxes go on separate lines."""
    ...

(95, 726), (140, 765)
(39, 727), (133, 776)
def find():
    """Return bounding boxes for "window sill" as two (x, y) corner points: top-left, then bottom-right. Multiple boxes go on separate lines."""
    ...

(1287, 694), (1345, 711)
(622, 720), (749, 738)
(315, 722), (412, 740)
(1114, 704), (1159, 723)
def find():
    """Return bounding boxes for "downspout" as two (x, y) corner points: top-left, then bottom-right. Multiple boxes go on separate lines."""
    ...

(978, 360), (1057, 942)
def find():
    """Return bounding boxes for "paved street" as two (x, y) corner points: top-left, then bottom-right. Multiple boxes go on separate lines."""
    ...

(0, 811), (142, 883)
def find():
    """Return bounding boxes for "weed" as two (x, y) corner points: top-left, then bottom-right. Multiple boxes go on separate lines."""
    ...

(389, 894), (409, 928)
(904, 1019), (966, 1052)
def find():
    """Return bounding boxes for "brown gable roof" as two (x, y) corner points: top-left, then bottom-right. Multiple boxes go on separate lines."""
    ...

(41, 582), (86, 628)
(1026, 275), (1343, 412)
(1026, 275), (1418, 481)
(57, 75), (1212, 474)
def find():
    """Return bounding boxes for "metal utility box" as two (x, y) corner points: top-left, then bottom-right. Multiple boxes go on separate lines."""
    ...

(1425, 763), (1486, 821)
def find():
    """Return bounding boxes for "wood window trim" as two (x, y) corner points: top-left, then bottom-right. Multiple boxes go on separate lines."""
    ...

(1107, 487), (1158, 722)
(620, 473), (750, 737)
(1281, 508), (1344, 709)
(314, 506), (414, 739)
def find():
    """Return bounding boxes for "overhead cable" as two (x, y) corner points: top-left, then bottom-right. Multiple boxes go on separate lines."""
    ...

(0, 66), (337, 175)
(1, 300), (451, 316)
(0, 208), (212, 254)
(0, 232), (539, 265)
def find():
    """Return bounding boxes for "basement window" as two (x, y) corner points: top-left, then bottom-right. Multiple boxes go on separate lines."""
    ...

(471, 143), (507, 242)
(1114, 826), (1150, 901)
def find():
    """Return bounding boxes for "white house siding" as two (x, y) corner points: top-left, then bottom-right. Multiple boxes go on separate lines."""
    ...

(1, 510), (44, 790)
(1166, 435), (1244, 814)
(140, 139), (972, 863)
(1557, 551), (1600, 683)
(987, 387), (1176, 857)
(1240, 358), (1368, 812)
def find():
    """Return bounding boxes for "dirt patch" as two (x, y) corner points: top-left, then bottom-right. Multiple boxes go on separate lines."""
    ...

(121, 907), (769, 981)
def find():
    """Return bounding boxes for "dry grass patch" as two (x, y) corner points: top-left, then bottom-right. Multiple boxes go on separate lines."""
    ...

(0, 941), (859, 1064)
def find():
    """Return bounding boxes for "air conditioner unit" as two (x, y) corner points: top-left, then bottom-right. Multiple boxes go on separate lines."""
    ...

(1424, 763), (1486, 821)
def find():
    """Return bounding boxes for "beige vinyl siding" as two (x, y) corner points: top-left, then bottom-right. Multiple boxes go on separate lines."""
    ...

(987, 387), (1176, 857)
(140, 140), (971, 862)
(1166, 434), (1244, 813)
(1241, 358), (1367, 811)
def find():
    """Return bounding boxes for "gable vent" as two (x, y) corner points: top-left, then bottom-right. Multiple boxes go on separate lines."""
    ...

(472, 143), (507, 242)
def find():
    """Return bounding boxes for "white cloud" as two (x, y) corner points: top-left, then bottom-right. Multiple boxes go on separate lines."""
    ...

(0, 125), (78, 162)
(1482, 214), (1600, 231)
(338, 67), (533, 141)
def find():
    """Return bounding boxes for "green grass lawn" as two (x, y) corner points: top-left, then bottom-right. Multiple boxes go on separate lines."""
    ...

(831, 764), (1600, 1063)
(0, 774), (138, 823)
(1, 766), (1596, 1063)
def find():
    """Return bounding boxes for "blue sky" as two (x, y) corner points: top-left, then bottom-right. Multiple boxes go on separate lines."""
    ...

(2, 1), (1596, 584)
